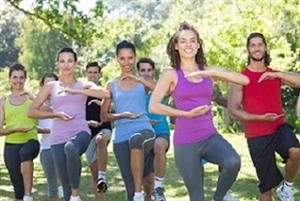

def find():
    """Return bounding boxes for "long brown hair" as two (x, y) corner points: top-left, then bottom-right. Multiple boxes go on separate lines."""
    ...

(246, 32), (271, 66)
(167, 22), (206, 70)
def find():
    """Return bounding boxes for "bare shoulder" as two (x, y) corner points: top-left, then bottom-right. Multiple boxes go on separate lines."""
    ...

(161, 68), (177, 79)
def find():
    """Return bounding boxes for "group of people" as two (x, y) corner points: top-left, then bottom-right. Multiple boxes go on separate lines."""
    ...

(0, 22), (300, 201)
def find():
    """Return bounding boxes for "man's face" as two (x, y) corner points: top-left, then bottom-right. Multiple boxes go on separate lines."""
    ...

(138, 62), (154, 80)
(85, 66), (101, 84)
(248, 37), (266, 62)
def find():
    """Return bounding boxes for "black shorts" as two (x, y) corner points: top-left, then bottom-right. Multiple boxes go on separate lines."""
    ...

(247, 123), (300, 193)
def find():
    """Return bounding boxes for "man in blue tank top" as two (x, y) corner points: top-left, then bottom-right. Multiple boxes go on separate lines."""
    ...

(137, 58), (170, 201)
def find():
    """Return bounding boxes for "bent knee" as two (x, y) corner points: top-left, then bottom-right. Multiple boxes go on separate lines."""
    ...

(289, 147), (300, 160)
(223, 155), (241, 172)
(64, 142), (79, 156)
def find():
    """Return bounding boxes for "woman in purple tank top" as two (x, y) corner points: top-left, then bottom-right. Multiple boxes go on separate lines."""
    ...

(28, 48), (110, 201)
(149, 22), (249, 201)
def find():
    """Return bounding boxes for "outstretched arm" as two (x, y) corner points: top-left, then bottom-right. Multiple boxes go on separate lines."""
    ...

(297, 94), (300, 117)
(228, 84), (283, 121)
(258, 71), (300, 87)
(185, 67), (249, 86)
(149, 70), (211, 118)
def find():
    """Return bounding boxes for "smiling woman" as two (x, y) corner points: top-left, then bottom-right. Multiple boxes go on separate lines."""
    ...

(0, 63), (39, 201)
(27, 47), (109, 201)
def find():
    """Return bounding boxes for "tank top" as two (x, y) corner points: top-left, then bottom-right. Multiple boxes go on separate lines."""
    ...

(171, 69), (216, 145)
(242, 67), (284, 138)
(38, 118), (52, 150)
(111, 79), (153, 143)
(145, 94), (170, 135)
(50, 81), (90, 145)
(4, 96), (38, 144)
(86, 96), (112, 138)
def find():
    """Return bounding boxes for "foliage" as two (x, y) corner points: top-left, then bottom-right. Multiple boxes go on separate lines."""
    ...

(0, 7), (21, 68)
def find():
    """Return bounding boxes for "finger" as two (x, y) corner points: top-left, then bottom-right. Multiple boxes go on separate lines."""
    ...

(257, 75), (265, 83)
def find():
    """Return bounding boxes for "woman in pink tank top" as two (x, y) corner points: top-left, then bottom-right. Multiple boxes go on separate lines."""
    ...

(28, 48), (110, 201)
(149, 22), (249, 201)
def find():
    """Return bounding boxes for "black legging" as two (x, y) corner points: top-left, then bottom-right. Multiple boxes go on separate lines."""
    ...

(4, 140), (40, 199)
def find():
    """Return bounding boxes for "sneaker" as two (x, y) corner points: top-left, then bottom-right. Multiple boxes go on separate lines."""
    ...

(223, 191), (238, 201)
(97, 177), (108, 193)
(133, 194), (144, 201)
(23, 195), (33, 201)
(152, 187), (166, 201)
(58, 185), (64, 198)
(276, 185), (294, 201)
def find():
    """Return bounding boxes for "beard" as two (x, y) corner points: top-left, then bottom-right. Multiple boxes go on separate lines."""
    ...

(250, 51), (265, 62)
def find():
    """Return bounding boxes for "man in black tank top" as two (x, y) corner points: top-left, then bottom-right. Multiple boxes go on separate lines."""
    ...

(84, 62), (112, 201)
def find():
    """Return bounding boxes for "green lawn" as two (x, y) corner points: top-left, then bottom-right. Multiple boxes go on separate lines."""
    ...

(0, 134), (299, 201)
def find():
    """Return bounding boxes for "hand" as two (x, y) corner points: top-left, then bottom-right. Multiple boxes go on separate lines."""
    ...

(186, 105), (212, 118)
(19, 91), (35, 99)
(55, 112), (73, 121)
(88, 99), (102, 106)
(87, 120), (103, 128)
(150, 119), (161, 125)
(122, 112), (144, 119)
(257, 72), (279, 83)
(260, 113), (284, 121)
(120, 74), (141, 82)
(58, 87), (77, 95)
(15, 126), (35, 133)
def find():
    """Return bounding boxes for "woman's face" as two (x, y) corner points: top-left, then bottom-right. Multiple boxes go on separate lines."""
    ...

(9, 70), (26, 91)
(175, 29), (200, 59)
(117, 48), (136, 73)
(57, 52), (76, 76)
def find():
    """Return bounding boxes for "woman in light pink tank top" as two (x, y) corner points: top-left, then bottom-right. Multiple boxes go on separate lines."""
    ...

(28, 48), (110, 201)
(149, 22), (249, 201)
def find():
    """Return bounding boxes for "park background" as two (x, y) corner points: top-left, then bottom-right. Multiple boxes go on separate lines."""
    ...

(0, 0), (299, 200)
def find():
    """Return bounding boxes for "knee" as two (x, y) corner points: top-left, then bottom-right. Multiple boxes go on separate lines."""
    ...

(64, 142), (79, 157)
(129, 134), (143, 150)
(223, 155), (241, 172)
(288, 147), (300, 161)
(96, 135), (106, 146)
(154, 140), (167, 154)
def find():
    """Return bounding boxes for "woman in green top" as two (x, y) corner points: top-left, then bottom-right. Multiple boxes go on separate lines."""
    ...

(0, 64), (40, 201)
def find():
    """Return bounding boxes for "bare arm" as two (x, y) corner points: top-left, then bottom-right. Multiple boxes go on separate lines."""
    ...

(149, 70), (211, 118)
(121, 74), (156, 91)
(212, 90), (227, 107)
(186, 67), (249, 86)
(100, 82), (141, 122)
(258, 71), (300, 87)
(63, 81), (110, 99)
(28, 83), (71, 120)
(297, 94), (300, 117)
(228, 84), (283, 121)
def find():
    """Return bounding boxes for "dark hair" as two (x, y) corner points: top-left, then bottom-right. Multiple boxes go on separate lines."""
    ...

(167, 22), (206, 70)
(136, 57), (155, 70)
(86, 62), (101, 72)
(246, 32), (271, 66)
(116, 40), (136, 56)
(40, 72), (58, 86)
(9, 63), (27, 78)
(56, 47), (78, 62)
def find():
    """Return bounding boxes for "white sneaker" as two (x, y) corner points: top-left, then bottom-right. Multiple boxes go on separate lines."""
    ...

(223, 191), (238, 201)
(23, 195), (33, 201)
(133, 194), (144, 201)
(58, 185), (64, 198)
(276, 185), (294, 201)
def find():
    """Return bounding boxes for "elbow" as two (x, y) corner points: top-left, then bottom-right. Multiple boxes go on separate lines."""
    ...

(27, 108), (35, 118)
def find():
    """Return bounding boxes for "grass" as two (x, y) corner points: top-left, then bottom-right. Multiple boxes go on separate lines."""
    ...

(0, 133), (299, 201)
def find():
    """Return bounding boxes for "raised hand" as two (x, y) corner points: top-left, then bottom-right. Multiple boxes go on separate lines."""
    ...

(257, 72), (279, 83)
(15, 126), (35, 133)
(260, 113), (284, 121)
(121, 112), (144, 119)
(87, 120), (103, 128)
(120, 74), (141, 82)
(55, 111), (73, 121)
(88, 99), (102, 106)
(186, 105), (212, 118)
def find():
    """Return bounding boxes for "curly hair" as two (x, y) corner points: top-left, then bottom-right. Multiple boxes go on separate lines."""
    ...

(166, 22), (206, 70)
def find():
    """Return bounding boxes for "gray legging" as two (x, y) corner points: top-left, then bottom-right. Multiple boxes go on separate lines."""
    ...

(51, 131), (90, 201)
(174, 133), (241, 201)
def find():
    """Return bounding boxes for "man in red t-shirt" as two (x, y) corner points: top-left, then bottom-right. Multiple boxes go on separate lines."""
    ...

(228, 32), (300, 201)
